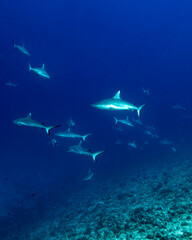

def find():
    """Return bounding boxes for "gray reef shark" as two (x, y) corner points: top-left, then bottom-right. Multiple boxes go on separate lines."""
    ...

(6, 82), (18, 87)
(128, 141), (137, 149)
(92, 91), (145, 117)
(29, 64), (50, 79)
(114, 116), (134, 127)
(13, 113), (60, 135)
(83, 168), (94, 181)
(142, 88), (149, 96)
(14, 43), (30, 56)
(172, 104), (186, 111)
(145, 130), (159, 138)
(68, 141), (105, 162)
(55, 127), (91, 141)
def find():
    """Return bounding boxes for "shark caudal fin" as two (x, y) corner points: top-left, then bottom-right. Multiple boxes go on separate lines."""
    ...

(92, 150), (105, 162)
(46, 125), (60, 135)
(82, 133), (92, 141)
(28, 64), (32, 71)
(114, 117), (118, 124)
(137, 104), (146, 117)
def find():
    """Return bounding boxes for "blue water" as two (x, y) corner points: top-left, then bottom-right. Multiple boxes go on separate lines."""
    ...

(1, 0), (192, 238)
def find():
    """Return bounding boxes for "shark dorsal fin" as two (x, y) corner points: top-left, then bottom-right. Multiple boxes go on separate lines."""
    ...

(42, 64), (45, 69)
(126, 116), (129, 120)
(22, 43), (24, 47)
(27, 113), (31, 119)
(113, 90), (121, 99)
(67, 127), (71, 132)
(78, 141), (82, 146)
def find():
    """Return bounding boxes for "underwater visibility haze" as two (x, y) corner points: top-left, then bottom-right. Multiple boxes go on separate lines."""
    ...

(1, 0), (192, 239)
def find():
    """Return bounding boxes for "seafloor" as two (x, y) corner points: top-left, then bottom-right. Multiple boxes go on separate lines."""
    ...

(2, 153), (192, 240)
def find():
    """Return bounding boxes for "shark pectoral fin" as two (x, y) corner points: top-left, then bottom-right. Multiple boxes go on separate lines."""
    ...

(82, 133), (92, 141)
(137, 104), (146, 117)
(46, 125), (61, 135)
(113, 90), (121, 99)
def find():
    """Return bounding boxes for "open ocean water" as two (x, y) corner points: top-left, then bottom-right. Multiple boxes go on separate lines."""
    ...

(1, 0), (192, 239)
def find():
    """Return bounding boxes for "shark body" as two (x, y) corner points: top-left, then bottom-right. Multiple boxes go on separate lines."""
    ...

(55, 127), (91, 141)
(29, 64), (50, 79)
(13, 113), (60, 135)
(92, 91), (145, 117)
(68, 141), (105, 162)
(14, 43), (30, 56)
(114, 116), (134, 127)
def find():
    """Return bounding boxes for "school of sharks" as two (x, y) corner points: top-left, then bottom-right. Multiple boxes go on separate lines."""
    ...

(10, 42), (181, 180)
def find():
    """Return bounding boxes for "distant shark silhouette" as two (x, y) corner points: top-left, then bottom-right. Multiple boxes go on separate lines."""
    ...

(14, 42), (30, 56)
(114, 116), (134, 127)
(55, 127), (91, 141)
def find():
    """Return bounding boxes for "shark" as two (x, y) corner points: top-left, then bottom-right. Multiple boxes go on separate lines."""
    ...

(29, 64), (50, 79)
(83, 168), (94, 181)
(55, 127), (91, 141)
(128, 141), (137, 149)
(145, 130), (159, 138)
(14, 42), (30, 56)
(68, 141), (105, 162)
(6, 82), (18, 87)
(114, 116), (134, 127)
(13, 113), (60, 135)
(92, 91), (145, 117)
(143, 88), (149, 96)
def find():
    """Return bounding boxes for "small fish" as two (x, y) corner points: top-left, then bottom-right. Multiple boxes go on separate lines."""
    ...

(6, 82), (18, 87)
(29, 64), (50, 79)
(14, 42), (30, 56)
(92, 91), (145, 117)
(55, 127), (91, 141)
(68, 141), (105, 162)
(83, 168), (94, 181)
(114, 116), (134, 127)
(142, 88), (149, 96)
(13, 113), (60, 135)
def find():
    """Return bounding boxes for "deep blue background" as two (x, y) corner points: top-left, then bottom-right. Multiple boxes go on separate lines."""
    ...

(1, 0), (192, 218)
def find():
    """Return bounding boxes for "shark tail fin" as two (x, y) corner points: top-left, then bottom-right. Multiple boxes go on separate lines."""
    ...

(92, 150), (105, 162)
(29, 63), (32, 71)
(137, 104), (146, 117)
(82, 133), (92, 141)
(114, 117), (118, 124)
(46, 125), (60, 135)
